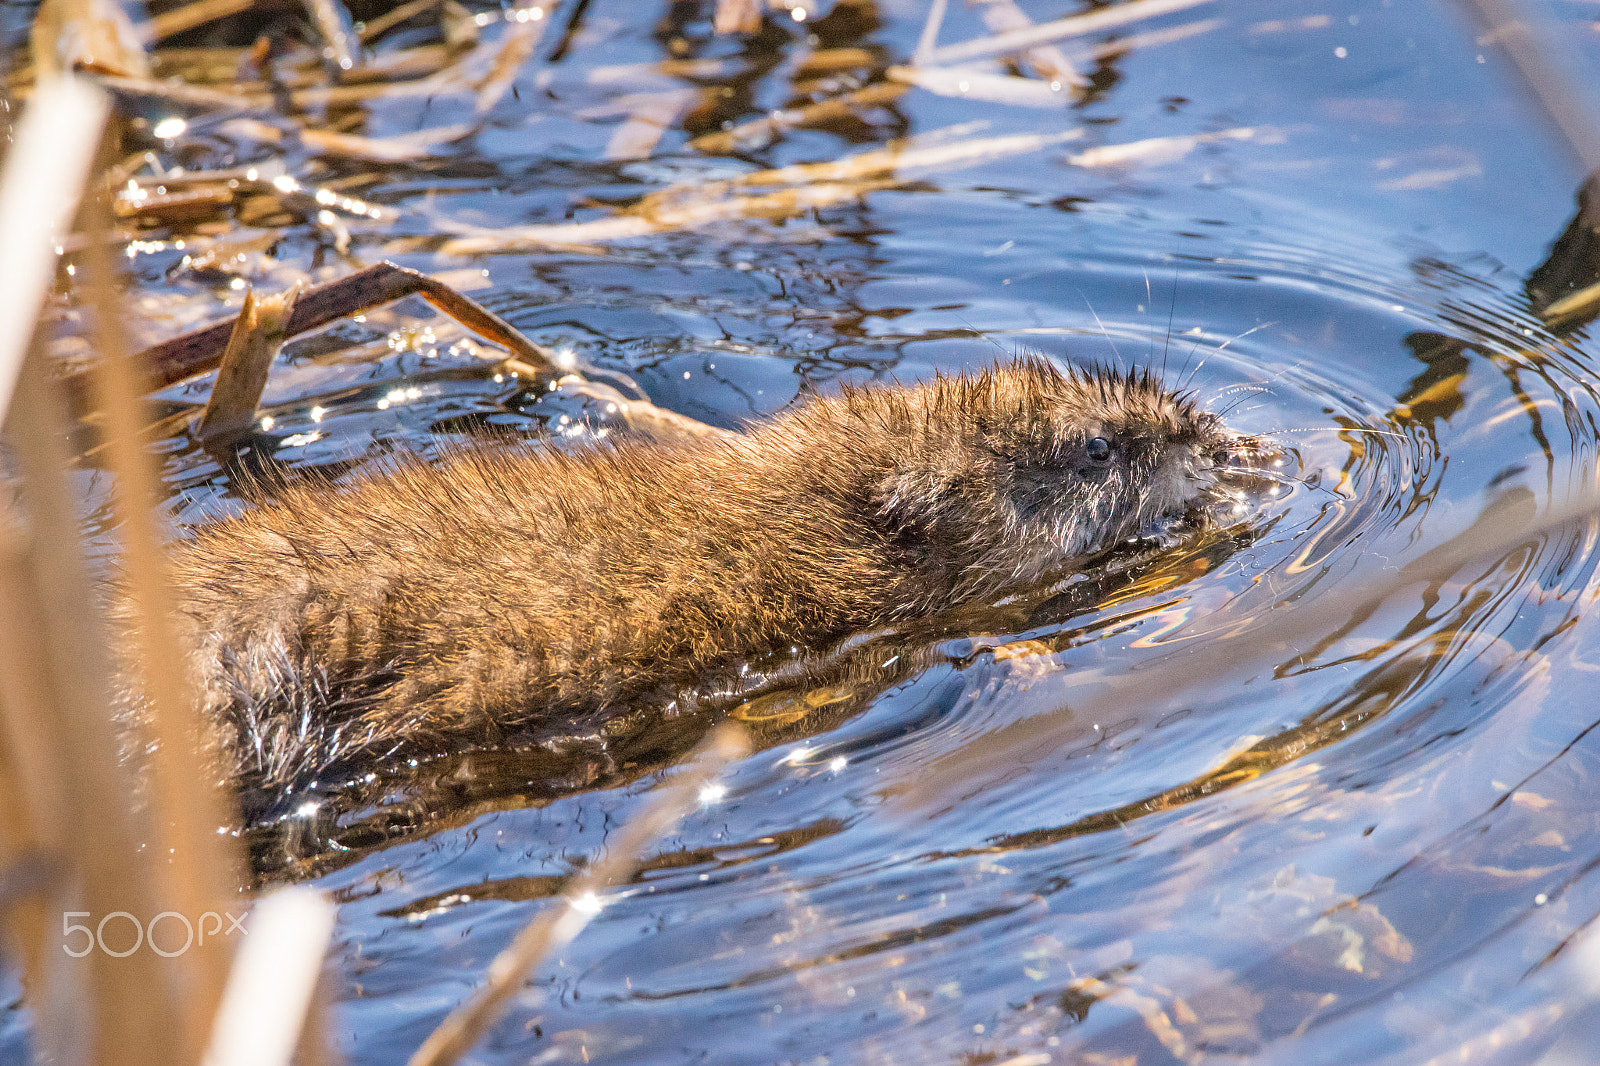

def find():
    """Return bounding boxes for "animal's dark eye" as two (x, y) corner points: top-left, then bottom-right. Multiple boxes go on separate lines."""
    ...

(1086, 436), (1111, 462)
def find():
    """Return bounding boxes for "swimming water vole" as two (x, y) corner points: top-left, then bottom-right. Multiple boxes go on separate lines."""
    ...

(118, 358), (1250, 789)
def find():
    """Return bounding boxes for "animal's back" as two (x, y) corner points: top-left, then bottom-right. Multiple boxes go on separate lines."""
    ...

(161, 428), (894, 784)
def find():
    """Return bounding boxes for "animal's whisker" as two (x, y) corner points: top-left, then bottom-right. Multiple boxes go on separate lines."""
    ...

(1208, 457), (1353, 503)
(1143, 269), (1155, 367)
(1214, 387), (1275, 419)
(1079, 293), (1125, 372)
(1274, 425), (1412, 442)
(1180, 322), (1277, 390)
(1162, 267), (1179, 379)
(1210, 382), (1274, 401)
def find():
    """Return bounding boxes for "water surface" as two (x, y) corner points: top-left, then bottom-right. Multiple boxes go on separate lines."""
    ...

(10, 0), (1600, 1062)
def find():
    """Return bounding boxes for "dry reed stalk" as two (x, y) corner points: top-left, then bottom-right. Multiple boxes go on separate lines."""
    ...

(969, 0), (1086, 89)
(1067, 126), (1260, 168)
(886, 64), (1072, 108)
(0, 79), (120, 1064)
(141, 0), (257, 44)
(407, 724), (751, 1066)
(0, 77), (107, 418)
(913, 0), (947, 63)
(927, 0), (1219, 67)
(359, 0), (442, 43)
(1082, 17), (1223, 61)
(3, 358), (186, 1066)
(196, 282), (303, 442)
(893, 16), (1225, 108)
(95, 71), (271, 111)
(112, 186), (236, 225)
(604, 89), (695, 160)
(79, 173), (243, 1062)
(203, 888), (337, 1066)
(107, 261), (563, 392)
(1542, 280), (1600, 324)
(794, 47), (880, 74)
(0, 78), (172, 1063)
(29, 0), (149, 79)
(0, 518), (72, 1046)
(301, 0), (359, 73)
(672, 124), (1086, 197)
(413, 0), (555, 112)
(440, 176), (904, 250)
(687, 81), (907, 154)
(332, 42), (451, 81)
(1461, 0), (1600, 174)
(713, 0), (761, 35)
(79, 261), (727, 442)
(5, 63), (342, 1066)
(296, 123), (476, 163)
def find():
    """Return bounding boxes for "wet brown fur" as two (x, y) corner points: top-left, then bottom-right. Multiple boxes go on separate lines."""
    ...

(125, 358), (1231, 787)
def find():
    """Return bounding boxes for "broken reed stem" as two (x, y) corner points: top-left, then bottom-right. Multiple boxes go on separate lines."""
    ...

(913, 0), (948, 63)
(407, 723), (752, 1066)
(970, 0), (1086, 90)
(196, 281), (302, 442)
(85, 261), (559, 394)
(80, 187), (242, 1062)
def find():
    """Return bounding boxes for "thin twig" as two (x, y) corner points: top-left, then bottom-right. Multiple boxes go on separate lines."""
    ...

(302, 0), (359, 73)
(359, 0), (442, 43)
(688, 81), (907, 154)
(457, 125), (1085, 251)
